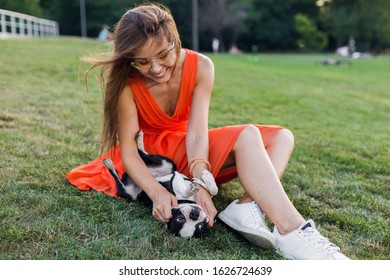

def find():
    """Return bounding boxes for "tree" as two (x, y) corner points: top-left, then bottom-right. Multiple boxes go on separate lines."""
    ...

(158, 0), (193, 49)
(376, 0), (390, 49)
(0, 0), (42, 17)
(198, 0), (249, 51)
(8, 0), (388, 52)
(38, 0), (140, 37)
(38, 0), (193, 42)
(294, 13), (327, 51)
(319, 0), (390, 51)
(242, 0), (295, 51)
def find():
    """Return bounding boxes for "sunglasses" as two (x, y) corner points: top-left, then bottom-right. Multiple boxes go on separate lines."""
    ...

(131, 44), (176, 70)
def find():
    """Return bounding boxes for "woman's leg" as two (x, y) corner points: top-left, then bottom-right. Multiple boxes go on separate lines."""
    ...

(261, 126), (295, 178)
(222, 125), (304, 234)
(219, 125), (349, 259)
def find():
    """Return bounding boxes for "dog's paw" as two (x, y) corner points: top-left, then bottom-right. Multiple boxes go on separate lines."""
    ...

(200, 170), (218, 196)
(136, 130), (144, 139)
(102, 158), (115, 170)
(187, 182), (199, 196)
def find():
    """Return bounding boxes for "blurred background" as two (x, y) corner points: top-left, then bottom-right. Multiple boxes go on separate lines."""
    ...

(1, 0), (389, 54)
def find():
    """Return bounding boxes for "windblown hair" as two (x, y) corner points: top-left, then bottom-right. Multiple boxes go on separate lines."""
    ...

(84, 4), (182, 154)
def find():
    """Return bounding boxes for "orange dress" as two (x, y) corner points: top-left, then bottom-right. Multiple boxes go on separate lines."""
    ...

(66, 49), (282, 198)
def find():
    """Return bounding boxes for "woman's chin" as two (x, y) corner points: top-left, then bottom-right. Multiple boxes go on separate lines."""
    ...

(147, 67), (172, 84)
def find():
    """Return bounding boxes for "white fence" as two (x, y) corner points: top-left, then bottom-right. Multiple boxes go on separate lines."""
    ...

(0, 9), (59, 39)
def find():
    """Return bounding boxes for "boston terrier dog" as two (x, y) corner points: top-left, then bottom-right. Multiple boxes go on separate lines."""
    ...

(102, 130), (213, 238)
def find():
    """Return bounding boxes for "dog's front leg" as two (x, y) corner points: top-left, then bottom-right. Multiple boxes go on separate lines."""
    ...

(135, 130), (148, 154)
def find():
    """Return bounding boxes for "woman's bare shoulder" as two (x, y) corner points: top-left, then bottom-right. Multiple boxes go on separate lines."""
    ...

(196, 52), (214, 82)
(118, 85), (137, 112)
(197, 52), (214, 69)
(119, 85), (134, 100)
(117, 85), (138, 126)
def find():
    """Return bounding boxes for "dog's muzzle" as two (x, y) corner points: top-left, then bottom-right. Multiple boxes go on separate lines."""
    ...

(189, 208), (200, 221)
(167, 204), (207, 238)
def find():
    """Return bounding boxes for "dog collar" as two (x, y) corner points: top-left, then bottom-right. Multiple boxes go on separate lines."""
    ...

(177, 199), (196, 204)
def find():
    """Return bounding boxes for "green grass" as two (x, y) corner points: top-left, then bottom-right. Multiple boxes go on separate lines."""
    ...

(0, 38), (389, 260)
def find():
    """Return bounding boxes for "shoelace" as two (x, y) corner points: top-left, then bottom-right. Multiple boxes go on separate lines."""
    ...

(250, 202), (266, 229)
(301, 227), (341, 254)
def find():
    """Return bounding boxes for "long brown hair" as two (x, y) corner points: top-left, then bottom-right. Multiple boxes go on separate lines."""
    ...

(84, 3), (182, 154)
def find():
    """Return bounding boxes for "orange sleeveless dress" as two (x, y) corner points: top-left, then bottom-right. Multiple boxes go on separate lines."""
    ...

(66, 49), (282, 198)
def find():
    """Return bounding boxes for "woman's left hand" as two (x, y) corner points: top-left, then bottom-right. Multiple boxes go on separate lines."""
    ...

(195, 187), (217, 227)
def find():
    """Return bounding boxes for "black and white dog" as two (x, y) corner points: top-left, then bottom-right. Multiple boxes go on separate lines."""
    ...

(102, 130), (217, 238)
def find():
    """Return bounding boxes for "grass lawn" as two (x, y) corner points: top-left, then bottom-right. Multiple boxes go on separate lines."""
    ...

(0, 37), (389, 260)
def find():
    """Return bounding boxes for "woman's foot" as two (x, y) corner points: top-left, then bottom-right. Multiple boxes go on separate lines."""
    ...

(273, 219), (349, 260)
(218, 199), (276, 249)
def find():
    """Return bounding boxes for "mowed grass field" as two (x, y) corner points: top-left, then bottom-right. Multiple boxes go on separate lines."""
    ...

(0, 38), (389, 260)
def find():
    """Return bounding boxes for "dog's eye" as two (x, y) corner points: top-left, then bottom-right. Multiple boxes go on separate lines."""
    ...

(194, 223), (206, 238)
(196, 223), (205, 232)
(175, 216), (185, 223)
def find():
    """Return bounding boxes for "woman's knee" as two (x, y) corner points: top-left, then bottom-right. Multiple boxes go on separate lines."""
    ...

(278, 128), (295, 149)
(258, 127), (294, 152)
(235, 125), (264, 149)
(280, 128), (295, 146)
(235, 125), (294, 152)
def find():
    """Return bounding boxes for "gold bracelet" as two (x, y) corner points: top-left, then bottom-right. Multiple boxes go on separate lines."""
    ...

(188, 158), (211, 177)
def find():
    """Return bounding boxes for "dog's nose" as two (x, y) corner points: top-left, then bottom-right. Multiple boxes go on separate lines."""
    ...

(189, 209), (200, 221)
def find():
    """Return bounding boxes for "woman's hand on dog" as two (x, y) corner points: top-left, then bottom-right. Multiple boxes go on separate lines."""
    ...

(151, 188), (178, 223)
(195, 187), (217, 227)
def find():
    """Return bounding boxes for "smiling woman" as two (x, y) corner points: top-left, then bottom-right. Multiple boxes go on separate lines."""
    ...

(66, 3), (349, 260)
(131, 43), (176, 70)
(130, 40), (177, 84)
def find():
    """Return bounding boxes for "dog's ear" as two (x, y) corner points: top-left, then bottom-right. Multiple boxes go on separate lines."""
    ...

(166, 208), (180, 231)
(171, 207), (181, 216)
(165, 208), (177, 233)
(165, 208), (184, 236)
(194, 221), (207, 238)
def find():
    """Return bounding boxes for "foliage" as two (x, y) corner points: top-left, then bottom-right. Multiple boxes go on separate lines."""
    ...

(319, 0), (390, 51)
(0, 0), (42, 17)
(0, 38), (389, 260)
(198, 0), (249, 51)
(2, 0), (389, 51)
(38, 0), (139, 38)
(157, 0), (193, 49)
(294, 13), (327, 51)
(241, 0), (296, 51)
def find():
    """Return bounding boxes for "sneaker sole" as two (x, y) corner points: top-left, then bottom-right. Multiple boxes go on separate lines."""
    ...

(218, 212), (276, 249)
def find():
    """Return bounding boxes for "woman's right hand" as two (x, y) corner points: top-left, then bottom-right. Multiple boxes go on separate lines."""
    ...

(195, 186), (217, 228)
(151, 188), (178, 224)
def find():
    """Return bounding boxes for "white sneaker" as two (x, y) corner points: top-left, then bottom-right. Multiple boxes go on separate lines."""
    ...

(218, 199), (276, 249)
(274, 219), (349, 260)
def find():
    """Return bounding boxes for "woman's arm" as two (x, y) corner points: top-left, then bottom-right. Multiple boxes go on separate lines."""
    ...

(186, 54), (217, 226)
(117, 85), (178, 223)
(186, 54), (213, 177)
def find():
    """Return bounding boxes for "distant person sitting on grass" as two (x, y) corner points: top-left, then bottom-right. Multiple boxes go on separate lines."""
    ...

(66, 3), (349, 260)
(228, 44), (242, 55)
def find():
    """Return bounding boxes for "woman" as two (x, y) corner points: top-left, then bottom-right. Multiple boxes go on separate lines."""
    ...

(67, 4), (348, 260)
